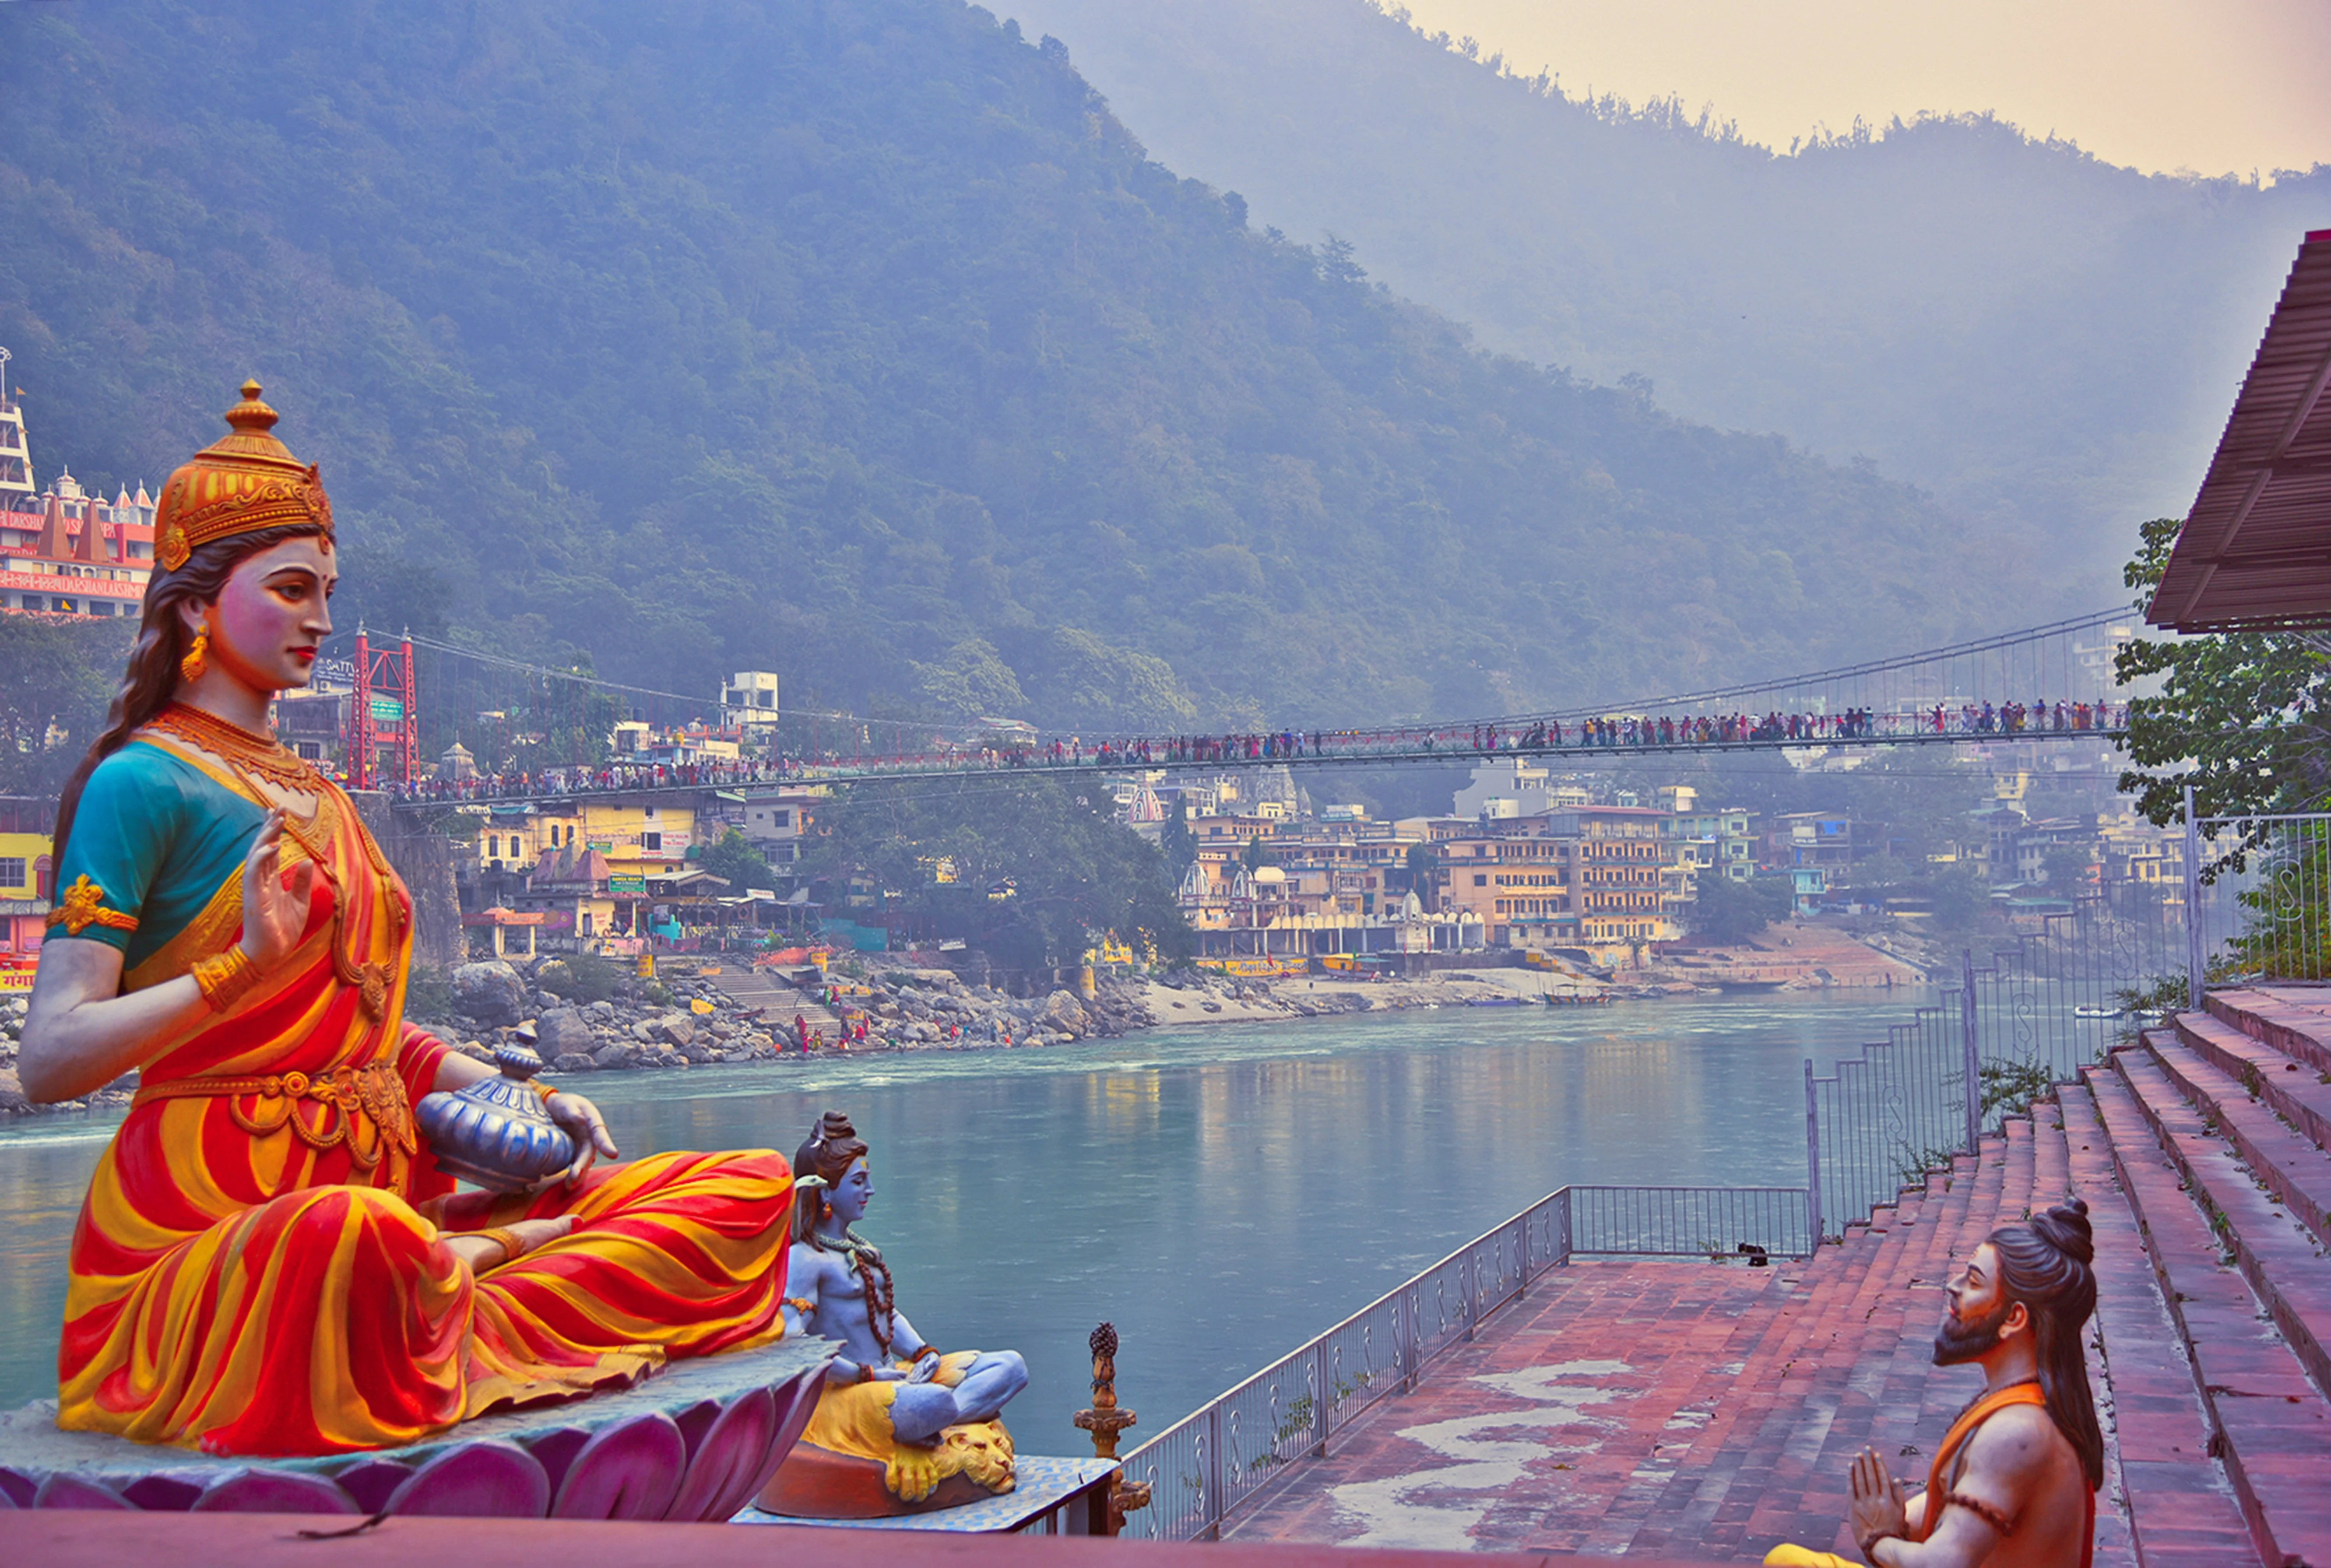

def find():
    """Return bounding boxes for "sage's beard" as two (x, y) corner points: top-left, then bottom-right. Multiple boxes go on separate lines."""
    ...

(1933, 1297), (2012, 1367)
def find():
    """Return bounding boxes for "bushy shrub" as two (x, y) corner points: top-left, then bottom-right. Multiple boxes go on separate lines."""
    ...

(538, 950), (621, 1004)
(404, 964), (456, 1023)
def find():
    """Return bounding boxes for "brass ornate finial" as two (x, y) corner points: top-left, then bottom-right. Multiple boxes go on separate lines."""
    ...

(1073, 1318), (1150, 1533)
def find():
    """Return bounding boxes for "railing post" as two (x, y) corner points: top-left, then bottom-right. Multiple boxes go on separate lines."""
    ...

(1558, 1185), (1574, 1264)
(1311, 1341), (1329, 1457)
(1520, 1208), (1533, 1293)
(1960, 948), (1983, 1153)
(1463, 1250), (1477, 1342)
(2183, 784), (2205, 1010)
(1804, 1058), (1823, 1251)
(1205, 1402), (1224, 1540)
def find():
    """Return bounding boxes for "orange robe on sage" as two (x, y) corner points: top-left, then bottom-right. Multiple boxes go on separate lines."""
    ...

(51, 725), (791, 1455)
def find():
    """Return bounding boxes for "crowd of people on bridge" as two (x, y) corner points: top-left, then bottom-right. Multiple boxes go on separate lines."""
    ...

(376, 696), (2131, 805)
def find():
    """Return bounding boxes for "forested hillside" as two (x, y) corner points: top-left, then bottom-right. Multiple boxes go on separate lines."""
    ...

(2, 0), (2017, 727)
(1010, 0), (2331, 594)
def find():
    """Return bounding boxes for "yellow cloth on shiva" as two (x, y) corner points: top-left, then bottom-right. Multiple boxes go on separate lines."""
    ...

(801, 1350), (1015, 1502)
(1763, 1548), (1856, 1568)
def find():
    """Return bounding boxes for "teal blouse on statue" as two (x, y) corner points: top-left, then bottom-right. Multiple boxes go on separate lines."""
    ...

(46, 740), (266, 977)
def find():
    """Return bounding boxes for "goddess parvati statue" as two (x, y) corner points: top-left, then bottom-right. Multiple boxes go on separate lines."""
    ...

(758, 1111), (1028, 1516)
(18, 383), (794, 1456)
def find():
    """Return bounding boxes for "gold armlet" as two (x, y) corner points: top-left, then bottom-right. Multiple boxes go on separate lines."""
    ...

(477, 1226), (528, 1266)
(534, 1080), (559, 1103)
(192, 948), (262, 1013)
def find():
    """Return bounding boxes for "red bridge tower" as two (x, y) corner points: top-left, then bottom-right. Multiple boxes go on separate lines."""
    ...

(348, 626), (418, 789)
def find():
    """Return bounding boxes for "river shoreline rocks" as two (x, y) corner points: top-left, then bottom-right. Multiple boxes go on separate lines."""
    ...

(0, 922), (1930, 1116)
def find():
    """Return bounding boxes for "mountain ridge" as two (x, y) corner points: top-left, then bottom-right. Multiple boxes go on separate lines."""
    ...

(1007, 0), (2331, 592)
(2, 0), (2028, 729)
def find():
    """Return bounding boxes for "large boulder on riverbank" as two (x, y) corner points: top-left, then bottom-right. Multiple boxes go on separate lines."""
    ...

(451, 961), (526, 1024)
(537, 1007), (596, 1060)
(1037, 990), (1090, 1037)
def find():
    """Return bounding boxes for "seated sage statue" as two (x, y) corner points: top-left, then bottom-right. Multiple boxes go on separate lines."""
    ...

(760, 1110), (1027, 1515)
(17, 384), (794, 1457)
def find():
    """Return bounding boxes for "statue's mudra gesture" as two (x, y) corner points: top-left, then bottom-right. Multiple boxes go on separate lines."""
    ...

(761, 1110), (1027, 1515)
(18, 384), (795, 1457)
(1766, 1201), (2103, 1568)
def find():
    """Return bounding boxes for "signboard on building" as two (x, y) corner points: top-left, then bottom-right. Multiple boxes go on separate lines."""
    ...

(608, 876), (647, 895)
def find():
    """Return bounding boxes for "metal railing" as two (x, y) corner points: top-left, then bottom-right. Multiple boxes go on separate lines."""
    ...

(1116, 1182), (1807, 1543)
(2185, 802), (2331, 1002)
(1115, 808), (2328, 1542)
(1807, 890), (2186, 1238)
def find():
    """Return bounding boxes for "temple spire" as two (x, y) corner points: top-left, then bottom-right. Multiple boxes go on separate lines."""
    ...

(0, 349), (31, 504)
(36, 492), (67, 559)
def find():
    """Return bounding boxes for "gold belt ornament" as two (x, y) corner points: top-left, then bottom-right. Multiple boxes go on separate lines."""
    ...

(133, 1061), (417, 1168)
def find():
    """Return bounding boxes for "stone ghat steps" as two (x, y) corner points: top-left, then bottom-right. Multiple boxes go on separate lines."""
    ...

(1220, 988), (2331, 1565)
(2058, 1082), (2257, 1568)
(2208, 988), (2331, 1079)
(1614, 1125), (2062, 1563)
(2135, 1030), (2331, 1392)
(2092, 1030), (2331, 1568)
(717, 967), (845, 1036)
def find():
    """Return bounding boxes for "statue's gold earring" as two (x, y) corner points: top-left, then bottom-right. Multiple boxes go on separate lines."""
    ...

(180, 627), (210, 685)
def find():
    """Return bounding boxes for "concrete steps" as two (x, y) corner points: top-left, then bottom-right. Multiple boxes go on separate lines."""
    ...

(2054, 1084), (2253, 1568)
(2207, 988), (2331, 1077)
(2123, 1035), (2331, 1401)
(2087, 1047), (2331, 1567)
(1221, 988), (2331, 1566)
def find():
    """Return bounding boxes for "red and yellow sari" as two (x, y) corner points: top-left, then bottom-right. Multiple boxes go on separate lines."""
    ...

(49, 714), (791, 1455)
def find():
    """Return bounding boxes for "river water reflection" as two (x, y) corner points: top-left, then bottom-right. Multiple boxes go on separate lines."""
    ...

(0, 991), (1927, 1442)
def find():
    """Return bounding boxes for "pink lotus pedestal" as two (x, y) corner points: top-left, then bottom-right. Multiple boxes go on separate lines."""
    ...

(0, 1337), (831, 1519)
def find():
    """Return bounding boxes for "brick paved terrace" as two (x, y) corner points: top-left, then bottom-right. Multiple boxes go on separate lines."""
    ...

(14, 989), (2327, 1567)
(1213, 985), (2331, 1566)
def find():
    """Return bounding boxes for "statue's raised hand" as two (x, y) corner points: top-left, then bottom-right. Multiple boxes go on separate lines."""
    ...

(239, 809), (317, 972)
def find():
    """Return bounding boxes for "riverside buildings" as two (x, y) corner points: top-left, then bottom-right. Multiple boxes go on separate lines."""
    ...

(1171, 766), (1724, 968)
(0, 382), (156, 618)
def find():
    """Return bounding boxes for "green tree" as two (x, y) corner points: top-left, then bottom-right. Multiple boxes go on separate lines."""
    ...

(1241, 834), (1278, 871)
(1928, 865), (1990, 931)
(698, 828), (776, 890)
(1688, 868), (1790, 945)
(2117, 515), (2331, 826)
(910, 638), (1027, 721)
(0, 616), (133, 796)
(1403, 841), (1441, 909)
(803, 777), (1191, 968)
(1159, 798), (1197, 872)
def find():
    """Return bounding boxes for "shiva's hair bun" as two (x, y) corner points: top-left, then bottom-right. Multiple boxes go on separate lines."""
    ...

(2028, 1198), (2093, 1265)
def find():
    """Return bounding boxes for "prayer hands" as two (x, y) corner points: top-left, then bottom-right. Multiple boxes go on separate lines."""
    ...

(1848, 1447), (1910, 1562)
(239, 809), (316, 971)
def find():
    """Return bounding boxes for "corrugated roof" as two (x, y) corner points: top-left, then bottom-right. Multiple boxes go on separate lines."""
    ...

(2148, 229), (2331, 633)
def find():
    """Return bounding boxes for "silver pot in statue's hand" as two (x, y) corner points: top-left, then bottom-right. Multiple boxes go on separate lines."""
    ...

(415, 1044), (577, 1192)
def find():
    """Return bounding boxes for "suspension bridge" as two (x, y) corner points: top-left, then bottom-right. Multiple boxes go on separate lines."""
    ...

(314, 606), (2143, 806)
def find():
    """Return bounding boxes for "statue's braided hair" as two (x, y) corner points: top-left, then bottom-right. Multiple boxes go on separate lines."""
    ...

(1986, 1198), (2103, 1490)
(792, 1110), (897, 1354)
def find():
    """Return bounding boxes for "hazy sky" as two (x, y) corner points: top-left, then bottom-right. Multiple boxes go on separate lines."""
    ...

(1396, 0), (2331, 179)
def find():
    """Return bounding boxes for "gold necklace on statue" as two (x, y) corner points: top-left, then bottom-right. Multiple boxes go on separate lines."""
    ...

(148, 704), (400, 1019)
(149, 702), (321, 790)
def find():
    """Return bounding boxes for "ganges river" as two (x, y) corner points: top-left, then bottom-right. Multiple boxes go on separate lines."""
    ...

(0, 991), (1933, 1441)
